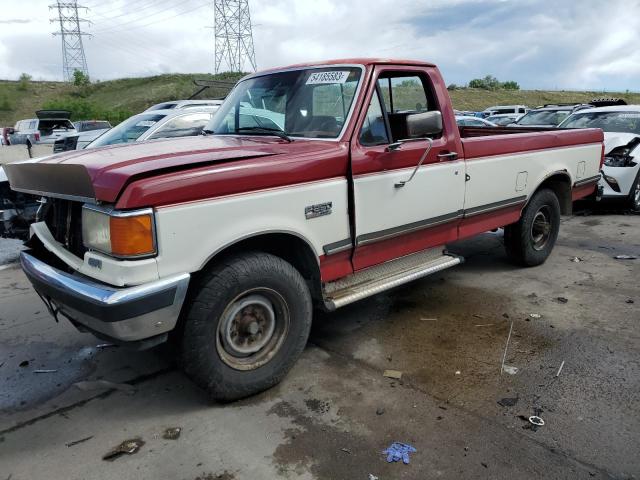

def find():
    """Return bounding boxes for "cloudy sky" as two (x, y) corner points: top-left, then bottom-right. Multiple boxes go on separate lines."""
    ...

(1, 0), (639, 91)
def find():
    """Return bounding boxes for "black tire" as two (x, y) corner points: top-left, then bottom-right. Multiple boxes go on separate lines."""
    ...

(180, 252), (312, 401)
(628, 171), (640, 212)
(504, 188), (561, 267)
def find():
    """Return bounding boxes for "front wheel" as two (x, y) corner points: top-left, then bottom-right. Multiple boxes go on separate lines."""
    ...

(180, 252), (312, 401)
(504, 189), (561, 267)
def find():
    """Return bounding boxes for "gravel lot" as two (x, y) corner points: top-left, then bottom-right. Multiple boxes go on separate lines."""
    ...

(0, 214), (638, 479)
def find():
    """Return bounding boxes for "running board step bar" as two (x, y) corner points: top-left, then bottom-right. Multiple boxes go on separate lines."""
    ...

(323, 248), (463, 310)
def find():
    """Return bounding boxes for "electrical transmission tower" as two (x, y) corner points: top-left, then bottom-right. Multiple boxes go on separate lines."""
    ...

(50, 1), (90, 82)
(214, 0), (257, 74)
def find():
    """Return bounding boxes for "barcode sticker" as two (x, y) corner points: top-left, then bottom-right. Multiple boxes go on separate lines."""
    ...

(306, 71), (350, 85)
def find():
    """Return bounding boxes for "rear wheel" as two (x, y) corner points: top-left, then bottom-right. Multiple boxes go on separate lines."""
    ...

(180, 252), (312, 401)
(504, 189), (561, 266)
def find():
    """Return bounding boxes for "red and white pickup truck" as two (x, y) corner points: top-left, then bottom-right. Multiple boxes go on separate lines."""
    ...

(5, 59), (604, 400)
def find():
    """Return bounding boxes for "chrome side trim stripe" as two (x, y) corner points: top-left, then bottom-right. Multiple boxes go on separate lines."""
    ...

(356, 210), (464, 246)
(463, 195), (527, 217)
(573, 175), (601, 187)
(323, 238), (352, 256)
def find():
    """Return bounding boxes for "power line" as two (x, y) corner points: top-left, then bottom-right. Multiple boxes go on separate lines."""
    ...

(50, 1), (90, 82)
(214, 0), (256, 73)
(91, 0), (208, 34)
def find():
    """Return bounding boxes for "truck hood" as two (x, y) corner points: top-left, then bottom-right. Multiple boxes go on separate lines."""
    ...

(4, 135), (336, 203)
(603, 132), (640, 154)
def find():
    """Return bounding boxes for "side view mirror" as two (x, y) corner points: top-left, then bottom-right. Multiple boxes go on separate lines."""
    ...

(7, 128), (15, 134)
(406, 111), (442, 138)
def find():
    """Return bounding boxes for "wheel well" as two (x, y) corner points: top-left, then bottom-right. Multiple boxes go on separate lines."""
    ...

(199, 233), (323, 302)
(535, 172), (572, 214)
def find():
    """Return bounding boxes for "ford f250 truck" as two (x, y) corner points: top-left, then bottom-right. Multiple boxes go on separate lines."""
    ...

(5, 59), (604, 400)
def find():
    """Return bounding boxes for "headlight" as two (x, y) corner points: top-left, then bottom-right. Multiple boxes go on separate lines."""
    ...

(82, 205), (156, 258)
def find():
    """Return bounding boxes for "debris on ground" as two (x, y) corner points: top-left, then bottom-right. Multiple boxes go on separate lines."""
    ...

(502, 365), (519, 375)
(19, 360), (29, 367)
(555, 297), (569, 304)
(34, 369), (57, 373)
(96, 343), (117, 349)
(570, 256), (583, 263)
(383, 442), (417, 464)
(162, 427), (181, 440)
(73, 380), (136, 395)
(376, 407), (385, 416)
(102, 438), (145, 461)
(65, 436), (94, 448)
(528, 416), (545, 427)
(383, 370), (402, 380)
(455, 370), (461, 375)
(368, 475), (379, 480)
(627, 299), (635, 304)
(340, 447), (352, 454)
(614, 254), (637, 260)
(500, 320), (514, 375)
(472, 313), (485, 319)
(475, 323), (494, 327)
(529, 313), (542, 319)
(498, 397), (519, 407)
(420, 317), (437, 321)
(556, 360), (565, 377)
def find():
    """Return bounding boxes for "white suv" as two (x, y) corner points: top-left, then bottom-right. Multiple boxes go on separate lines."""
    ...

(11, 110), (76, 145)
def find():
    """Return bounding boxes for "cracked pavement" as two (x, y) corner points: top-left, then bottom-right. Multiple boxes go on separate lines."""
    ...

(0, 213), (639, 479)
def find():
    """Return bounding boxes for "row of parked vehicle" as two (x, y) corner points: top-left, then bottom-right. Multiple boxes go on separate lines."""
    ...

(1, 93), (639, 240)
(0, 98), (224, 238)
(454, 100), (640, 211)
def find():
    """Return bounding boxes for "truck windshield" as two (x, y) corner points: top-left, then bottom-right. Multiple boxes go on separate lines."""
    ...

(206, 67), (362, 139)
(559, 111), (640, 134)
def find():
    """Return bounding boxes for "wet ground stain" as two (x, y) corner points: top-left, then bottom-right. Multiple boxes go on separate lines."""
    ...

(311, 280), (556, 406)
(268, 400), (385, 480)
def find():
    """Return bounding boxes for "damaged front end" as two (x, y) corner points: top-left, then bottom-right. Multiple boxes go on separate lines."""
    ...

(603, 137), (639, 168)
(0, 179), (39, 240)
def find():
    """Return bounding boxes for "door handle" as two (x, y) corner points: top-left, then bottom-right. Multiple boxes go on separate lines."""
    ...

(437, 151), (458, 161)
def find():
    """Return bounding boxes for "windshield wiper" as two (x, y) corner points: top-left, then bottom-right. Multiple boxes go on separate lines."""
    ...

(236, 126), (292, 142)
(202, 128), (214, 136)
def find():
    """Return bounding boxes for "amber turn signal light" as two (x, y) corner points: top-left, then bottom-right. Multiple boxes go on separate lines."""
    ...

(109, 214), (155, 257)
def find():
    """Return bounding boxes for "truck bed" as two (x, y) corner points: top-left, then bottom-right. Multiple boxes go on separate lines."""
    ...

(460, 126), (603, 159)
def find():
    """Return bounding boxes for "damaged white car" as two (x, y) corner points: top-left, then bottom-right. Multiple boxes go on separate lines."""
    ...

(559, 106), (640, 210)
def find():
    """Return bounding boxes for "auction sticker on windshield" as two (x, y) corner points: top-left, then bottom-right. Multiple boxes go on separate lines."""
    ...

(136, 121), (157, 127)
(306, 71), (350, 85)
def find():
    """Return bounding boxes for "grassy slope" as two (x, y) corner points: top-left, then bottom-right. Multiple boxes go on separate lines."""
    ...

(1, 73), (640, 126)
(0, 73), (242, 125)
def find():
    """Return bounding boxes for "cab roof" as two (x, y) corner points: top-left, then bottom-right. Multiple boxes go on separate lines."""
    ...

(246, 58), (437, 78)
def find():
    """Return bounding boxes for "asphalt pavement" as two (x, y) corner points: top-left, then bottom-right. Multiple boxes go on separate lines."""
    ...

(1, 213), (638, 479)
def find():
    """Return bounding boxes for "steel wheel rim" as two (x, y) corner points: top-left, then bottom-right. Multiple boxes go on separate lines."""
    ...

(216, 288), (290, 371)
(531, 206), (552, 251)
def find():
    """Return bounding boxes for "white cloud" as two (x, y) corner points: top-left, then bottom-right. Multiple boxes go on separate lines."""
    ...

(0, 0), (639, 91)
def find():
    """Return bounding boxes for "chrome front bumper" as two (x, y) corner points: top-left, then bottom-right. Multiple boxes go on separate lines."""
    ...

(20, 251), (190, 343)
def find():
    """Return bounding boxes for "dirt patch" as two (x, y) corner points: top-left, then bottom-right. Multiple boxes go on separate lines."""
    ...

(304, 398), (330, 414)
(193, 472), (235, 480)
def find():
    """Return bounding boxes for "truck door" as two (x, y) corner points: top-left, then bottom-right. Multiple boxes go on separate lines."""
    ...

(350, 65), (465, 270)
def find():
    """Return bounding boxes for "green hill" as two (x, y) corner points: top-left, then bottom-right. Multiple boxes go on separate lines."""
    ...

(1, 73), (639, 126)
(0, 73), (243, 126)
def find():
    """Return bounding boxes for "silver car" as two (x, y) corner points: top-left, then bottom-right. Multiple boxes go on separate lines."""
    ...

(86, 108), (216, 149)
